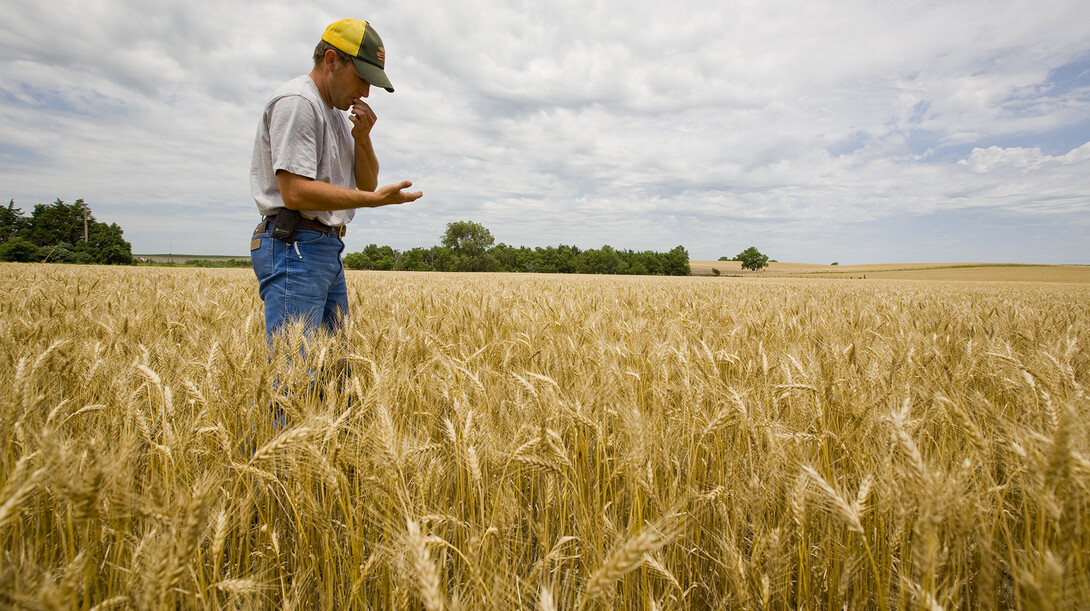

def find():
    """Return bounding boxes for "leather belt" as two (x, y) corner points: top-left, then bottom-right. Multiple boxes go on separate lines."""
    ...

(264, 215), (347, 238)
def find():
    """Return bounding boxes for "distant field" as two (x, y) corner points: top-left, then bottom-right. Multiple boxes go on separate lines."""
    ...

(135, 254), (248, 264)
(690, 260), (1090, 283)
(140, 256), (1090, 283)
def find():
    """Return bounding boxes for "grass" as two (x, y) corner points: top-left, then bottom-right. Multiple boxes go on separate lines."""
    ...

(1, 263), (1088, 609)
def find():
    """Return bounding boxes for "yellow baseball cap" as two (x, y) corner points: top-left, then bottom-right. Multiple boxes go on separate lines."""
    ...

(321, 19), (394, 93)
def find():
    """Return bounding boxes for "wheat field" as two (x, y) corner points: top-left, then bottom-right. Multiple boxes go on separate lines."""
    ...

(1, 263), (1088, 609)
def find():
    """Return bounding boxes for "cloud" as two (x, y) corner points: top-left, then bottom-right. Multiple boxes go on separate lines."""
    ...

(1, 0), (1088, 263)
(960, 142), (1090, 172)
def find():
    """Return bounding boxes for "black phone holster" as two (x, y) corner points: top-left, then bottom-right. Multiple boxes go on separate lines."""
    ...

(269, 209), (301, 243)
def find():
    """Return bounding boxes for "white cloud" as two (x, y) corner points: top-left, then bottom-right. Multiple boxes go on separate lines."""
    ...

(1, 0), (1088, 263)
(959, 142), (1090, 172)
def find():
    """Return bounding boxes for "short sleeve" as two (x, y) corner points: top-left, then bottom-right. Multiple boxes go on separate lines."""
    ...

(266, 95), (324, 180)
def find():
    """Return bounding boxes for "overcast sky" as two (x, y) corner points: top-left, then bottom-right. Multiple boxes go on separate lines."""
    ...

(2, 0), (1089, 263)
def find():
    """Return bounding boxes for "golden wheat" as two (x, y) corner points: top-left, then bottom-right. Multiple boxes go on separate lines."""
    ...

(0, 263), (1088, 609)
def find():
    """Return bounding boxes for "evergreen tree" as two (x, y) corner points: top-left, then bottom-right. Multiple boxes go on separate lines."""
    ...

(0, 200), (28, 243)
(2, 198), (132, 264)
(27, 199), (91, 246)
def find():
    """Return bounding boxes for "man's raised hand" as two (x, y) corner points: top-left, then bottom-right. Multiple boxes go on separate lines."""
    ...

(375, 180), (423, 206)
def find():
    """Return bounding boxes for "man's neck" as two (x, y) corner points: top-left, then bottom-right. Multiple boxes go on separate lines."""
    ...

(307, 70), (334, 109)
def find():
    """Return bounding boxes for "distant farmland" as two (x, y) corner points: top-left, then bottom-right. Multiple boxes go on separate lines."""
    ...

(690, 260), (1090, 282)
(139, 255), (1090, 283)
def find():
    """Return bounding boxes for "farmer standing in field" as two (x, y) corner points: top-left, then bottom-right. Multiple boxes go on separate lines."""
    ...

(249, 18), (421, 340)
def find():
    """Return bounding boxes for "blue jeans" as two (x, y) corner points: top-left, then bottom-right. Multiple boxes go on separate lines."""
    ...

(251, 224), (349, 340)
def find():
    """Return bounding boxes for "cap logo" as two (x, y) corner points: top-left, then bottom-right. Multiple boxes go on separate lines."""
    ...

(377, 48), (386, 61)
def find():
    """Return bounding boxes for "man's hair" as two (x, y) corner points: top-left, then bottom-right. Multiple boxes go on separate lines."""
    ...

(313, 40), (353, 68)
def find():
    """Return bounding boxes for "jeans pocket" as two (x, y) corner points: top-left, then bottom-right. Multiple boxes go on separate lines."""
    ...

(251, 235), (274, 279)
(293, 229), (327, 245)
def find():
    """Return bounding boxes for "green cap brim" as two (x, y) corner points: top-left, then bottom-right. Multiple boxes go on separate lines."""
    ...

(354, 59), (394, 93)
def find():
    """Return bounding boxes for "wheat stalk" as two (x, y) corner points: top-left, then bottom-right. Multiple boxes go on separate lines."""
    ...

(581, 515), (681, 606)
(406, 519), (445, 611)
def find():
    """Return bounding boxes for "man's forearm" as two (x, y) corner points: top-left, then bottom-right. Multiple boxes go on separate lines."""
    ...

(278, 173), (386, 211)
(276, 171), (422, 212)
(354, 136), (380, 192)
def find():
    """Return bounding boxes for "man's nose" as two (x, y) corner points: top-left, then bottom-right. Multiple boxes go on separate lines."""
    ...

(360, 83), (371, 98)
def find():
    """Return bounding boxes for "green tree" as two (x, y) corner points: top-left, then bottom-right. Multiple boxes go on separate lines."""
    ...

(631, 251), (664, 275)
(42, 242), (91, 264)
(393, 247), (435, 271)
(534, 245), (580, 273)
(735, 246), (769, 271)
(490, 243), (537, 273)
(365, 244), (397, 270)
(662, 245), (691, 276)
(344, 245), (398, 270)
(442, 221), (499, 271)
(343, 252), (368, 270)
(575, 246), (622, 274)
(427, 246), (456, 272)
(442, 220), (494, 257)
(1, 200), (28, 243)
(27, 198), (91, 246)
(0, 238), (42, 262)
(84, 222), (133, 265)
(340, 224), (691, 277)
(11, 198), (132, 264)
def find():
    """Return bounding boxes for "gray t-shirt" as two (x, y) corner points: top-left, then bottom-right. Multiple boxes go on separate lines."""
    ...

(250, 76), (356, 228)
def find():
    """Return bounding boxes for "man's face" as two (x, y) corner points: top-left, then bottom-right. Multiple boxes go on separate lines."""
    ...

(328, 58), (371, 110)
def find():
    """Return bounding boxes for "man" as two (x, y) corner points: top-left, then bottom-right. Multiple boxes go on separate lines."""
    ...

(250, 18), (422, 340)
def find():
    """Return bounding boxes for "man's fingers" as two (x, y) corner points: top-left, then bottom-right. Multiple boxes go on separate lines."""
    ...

(379, 181), (422, 204)
(395, 184), (423, 203)
(351, 110), (376, 123)
(351, 101), (376, 124)
(380, 181), (411, 194)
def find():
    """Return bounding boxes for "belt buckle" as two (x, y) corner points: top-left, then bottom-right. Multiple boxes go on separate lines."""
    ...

(336, 225), (346, 238)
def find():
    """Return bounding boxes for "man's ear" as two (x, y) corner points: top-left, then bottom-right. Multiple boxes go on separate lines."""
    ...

(323, 49), (339, 69)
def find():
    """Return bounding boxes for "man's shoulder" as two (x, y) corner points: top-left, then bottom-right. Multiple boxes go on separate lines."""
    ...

(267, 76), (323, 110)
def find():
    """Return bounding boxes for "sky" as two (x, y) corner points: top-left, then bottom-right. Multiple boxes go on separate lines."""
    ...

(2, 0), (1089, 264)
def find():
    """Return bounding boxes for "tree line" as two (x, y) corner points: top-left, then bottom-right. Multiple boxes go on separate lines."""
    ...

(345, 220), (691, 276)
(0, 199), (133, 265)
